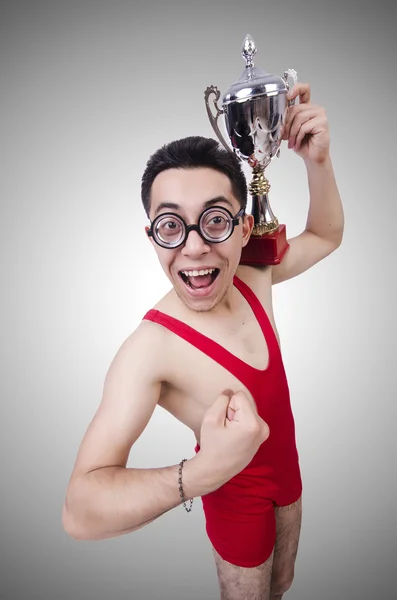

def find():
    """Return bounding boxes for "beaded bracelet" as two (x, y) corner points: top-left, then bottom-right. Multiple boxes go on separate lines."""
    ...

(178, 458), (193, 513)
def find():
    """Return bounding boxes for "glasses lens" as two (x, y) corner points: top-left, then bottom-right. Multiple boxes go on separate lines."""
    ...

(200, 208), (233, 242)
(153, 215), (185, 247)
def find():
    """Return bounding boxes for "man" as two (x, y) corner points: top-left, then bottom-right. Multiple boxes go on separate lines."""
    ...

(62, 82), (344, 600)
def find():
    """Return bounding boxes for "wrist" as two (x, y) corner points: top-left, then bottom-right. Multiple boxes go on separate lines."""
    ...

(303, 152), (332, 170)
(180, 454), (222, 499)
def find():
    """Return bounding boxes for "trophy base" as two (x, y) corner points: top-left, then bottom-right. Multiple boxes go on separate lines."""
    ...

(239, 224), (290, 266)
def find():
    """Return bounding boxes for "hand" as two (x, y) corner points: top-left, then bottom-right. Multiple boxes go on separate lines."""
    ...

(198, 389), (269, 487)
(283, 82), (330, 164)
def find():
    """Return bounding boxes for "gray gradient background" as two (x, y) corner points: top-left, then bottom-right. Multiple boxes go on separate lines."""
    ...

(1, 0), (396, 598)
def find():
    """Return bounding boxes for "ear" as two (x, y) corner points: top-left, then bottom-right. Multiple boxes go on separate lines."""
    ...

(241, 213), (254, 247)
(145, 225), (156, 248)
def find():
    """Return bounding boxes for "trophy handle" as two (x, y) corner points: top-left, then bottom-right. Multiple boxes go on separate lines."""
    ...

(204, 85), (230, 152)
(283, 69), (298, 106)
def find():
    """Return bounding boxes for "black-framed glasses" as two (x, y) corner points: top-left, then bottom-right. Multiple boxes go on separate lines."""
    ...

(147, 206), (245, 249)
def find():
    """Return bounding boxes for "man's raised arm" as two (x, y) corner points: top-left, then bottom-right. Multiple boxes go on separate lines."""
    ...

(272, 82), (344, 285)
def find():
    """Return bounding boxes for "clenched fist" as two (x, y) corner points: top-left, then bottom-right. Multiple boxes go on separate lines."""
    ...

(197, 389), (269, 489)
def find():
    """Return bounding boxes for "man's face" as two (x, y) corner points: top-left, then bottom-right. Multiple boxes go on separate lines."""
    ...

(146, 167), (253, 312)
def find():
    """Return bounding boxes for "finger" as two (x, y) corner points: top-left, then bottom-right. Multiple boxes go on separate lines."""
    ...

(226, 405), (236, 421)
(287, 82), (311, 104)
(283, 105), (319, 141)
(220, 388), (234, 399)
(284, 103), (319, 126)
(228, 390), (251, 409)
(205, 390), (234, 425)
(294, 116), (325, 150)
(287, 107), (323, 148)
(227, 391), (257, 422)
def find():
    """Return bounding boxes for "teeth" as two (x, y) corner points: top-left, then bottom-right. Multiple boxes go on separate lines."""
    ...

(182, 268), (216, 277)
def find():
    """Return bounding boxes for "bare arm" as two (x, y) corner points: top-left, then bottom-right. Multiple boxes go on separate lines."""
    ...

(63, 459), (210, 541)
(271, 83), (344, 285)
(272, 156), (344, 285)
(62, 322), (214, 541)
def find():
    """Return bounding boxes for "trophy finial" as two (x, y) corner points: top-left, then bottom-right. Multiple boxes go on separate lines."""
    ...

(241, 34), (257, 68)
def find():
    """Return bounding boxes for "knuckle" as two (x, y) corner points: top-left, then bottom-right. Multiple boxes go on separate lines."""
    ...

(233, 390), (249, 403)
(249, 416), (264, 434)
(260, 420), (270, 441)
(247, 423), (261, 437)
(202, 413), (216, 427)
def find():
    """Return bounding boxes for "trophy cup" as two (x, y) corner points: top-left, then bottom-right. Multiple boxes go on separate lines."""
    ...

(204, 34), (298, 265)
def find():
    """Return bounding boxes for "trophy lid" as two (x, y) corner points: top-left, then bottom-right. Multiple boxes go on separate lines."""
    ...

(222, 34), (288, 105)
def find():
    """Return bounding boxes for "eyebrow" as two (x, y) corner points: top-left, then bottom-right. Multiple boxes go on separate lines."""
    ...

(154, 196), (235, 216)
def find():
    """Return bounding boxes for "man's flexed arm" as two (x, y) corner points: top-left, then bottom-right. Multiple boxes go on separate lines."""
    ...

(62, 322), (174, 540)
(62, 324), (269, 541)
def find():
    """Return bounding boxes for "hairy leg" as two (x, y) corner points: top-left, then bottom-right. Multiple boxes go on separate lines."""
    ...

(212, 546), (275, 600)
(270, 496), (302, 600)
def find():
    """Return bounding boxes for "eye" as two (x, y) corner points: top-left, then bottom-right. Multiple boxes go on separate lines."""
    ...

(209, 215), (226, 225)
(203, 212), (229, 229)
(155, 216), (184, 240)
(164, 220), (178, 230)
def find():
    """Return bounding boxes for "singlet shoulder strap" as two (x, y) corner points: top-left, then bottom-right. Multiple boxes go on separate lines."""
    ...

(232, 274), (280, 357)
(142, 276), (280, 387)
(142, 309), (256, 386)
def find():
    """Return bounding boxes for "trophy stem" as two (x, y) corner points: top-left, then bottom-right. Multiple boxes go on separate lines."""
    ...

(248, 167), (279, 235)
(241, 166), (289, 265)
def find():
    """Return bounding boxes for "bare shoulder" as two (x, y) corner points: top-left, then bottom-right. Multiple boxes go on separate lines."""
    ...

(68, 320), (170, 481)
(103, 319), (171, 392)
(120, 318), (171, 374)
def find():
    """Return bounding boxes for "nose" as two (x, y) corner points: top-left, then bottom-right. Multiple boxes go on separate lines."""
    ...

(181, 228), (210, 257)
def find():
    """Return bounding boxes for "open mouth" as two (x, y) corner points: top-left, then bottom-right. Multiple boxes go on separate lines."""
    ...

(179, 268), (220, 290)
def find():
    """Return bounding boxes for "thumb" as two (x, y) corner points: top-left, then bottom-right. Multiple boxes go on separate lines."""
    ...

(228, 390), (255, 411)
(226, 390), (257, 423)
(204, 389), (234, 426)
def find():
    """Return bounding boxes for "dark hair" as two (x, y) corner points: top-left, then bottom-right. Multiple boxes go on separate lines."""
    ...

(141, 136), (248, 216)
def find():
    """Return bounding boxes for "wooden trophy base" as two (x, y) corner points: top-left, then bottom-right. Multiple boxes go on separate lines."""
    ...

(239, 224), (290, 266)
